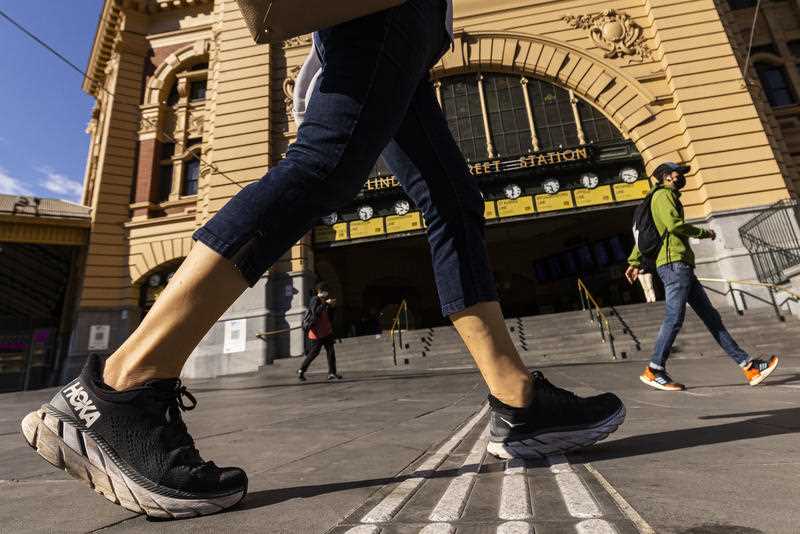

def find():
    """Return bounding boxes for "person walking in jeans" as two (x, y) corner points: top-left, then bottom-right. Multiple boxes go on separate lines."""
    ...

(626, 162), (779, 391)
(298, 283), (341, 381)
(21, 0), (625, 518)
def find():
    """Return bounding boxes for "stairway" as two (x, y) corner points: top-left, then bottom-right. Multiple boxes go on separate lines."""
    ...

(266, 302), (798, 374)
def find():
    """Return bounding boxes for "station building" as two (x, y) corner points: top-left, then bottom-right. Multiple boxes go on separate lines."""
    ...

(54, 0), (800, 380)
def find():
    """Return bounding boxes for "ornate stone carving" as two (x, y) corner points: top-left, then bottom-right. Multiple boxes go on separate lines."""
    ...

(283, 65), (302, 116)
(563, 10), (652, 63)
(283, 35), (312, 48)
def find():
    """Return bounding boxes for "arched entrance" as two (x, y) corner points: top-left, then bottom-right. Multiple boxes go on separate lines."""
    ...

(137, 260), (183, 317)
(312, 65), (650, 335)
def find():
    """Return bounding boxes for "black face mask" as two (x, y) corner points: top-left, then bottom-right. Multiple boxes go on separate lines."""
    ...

(673, 174), (686, 190)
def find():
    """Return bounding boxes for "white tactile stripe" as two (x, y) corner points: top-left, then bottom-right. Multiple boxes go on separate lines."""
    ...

(360, 405), (489, 524)
(429, 424), (490, 522)
(584, 463), (656, 534)
(344, 526), (380, 534)
(496, 520), (532, 534)
(499, 459), (532, 520)
(419, 523), (456, 534)
(547, 454), (601, 519)
(575, 518), (618, 534)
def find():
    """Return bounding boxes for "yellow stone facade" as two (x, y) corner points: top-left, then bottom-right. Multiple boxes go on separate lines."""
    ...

(70, 0), (800, 377)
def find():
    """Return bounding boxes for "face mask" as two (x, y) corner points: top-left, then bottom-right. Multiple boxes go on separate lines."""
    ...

(673, 174), (686, 190)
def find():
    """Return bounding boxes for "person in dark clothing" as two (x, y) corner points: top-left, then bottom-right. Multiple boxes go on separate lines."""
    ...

(298, 283), (341, 381)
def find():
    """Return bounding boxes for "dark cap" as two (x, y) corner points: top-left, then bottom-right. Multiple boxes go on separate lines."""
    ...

(653, 162), (690, 181)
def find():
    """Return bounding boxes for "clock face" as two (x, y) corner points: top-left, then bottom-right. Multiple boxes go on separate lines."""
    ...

(394, 200), (410, 216)
(620, 167), (639, 184)
(504, 183), (522, 200)
(543, 179), (560, 195)
(580, 173), (599, 189)
(357, 205), (374, 221)
(321, 212), (338, 225)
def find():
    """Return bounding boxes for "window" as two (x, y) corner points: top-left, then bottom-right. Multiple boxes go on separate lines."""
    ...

(578, 101), (623, 144)
(157, 142), (176, 202)
(483, 75), (533, 156)
(527, 79), (579, 150)
(750, 43), (780, 56)
(755, 63), (797, 106)
(190, 80), (207, 102)
(182, 158), (200, 196)
(728, 0), (756, 9)
(441, 75), (488, 161)
(158, 164), (173, 201)
(166, 83), (180, 106)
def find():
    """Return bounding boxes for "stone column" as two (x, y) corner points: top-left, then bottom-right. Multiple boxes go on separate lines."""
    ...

(63, 9), (151, 381)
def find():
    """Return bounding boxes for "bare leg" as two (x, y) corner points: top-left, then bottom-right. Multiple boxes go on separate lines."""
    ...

(103, 242), (248, 390)
(451, 302), (533, 408)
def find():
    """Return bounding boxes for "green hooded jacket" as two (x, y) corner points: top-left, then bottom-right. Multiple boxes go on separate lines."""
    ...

(628, 186), (712, 269)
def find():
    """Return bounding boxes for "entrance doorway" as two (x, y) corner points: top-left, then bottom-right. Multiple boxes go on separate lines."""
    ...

(315, 204), (645, 336)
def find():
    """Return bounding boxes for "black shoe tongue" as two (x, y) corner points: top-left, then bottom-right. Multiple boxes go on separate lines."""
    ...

(144, 378), (181, 393)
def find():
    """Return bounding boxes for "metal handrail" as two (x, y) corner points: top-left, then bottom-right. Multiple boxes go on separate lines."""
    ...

(576, 278), (617, 359)
(389, 299), (409, 366)
(696, 277), (800, 321)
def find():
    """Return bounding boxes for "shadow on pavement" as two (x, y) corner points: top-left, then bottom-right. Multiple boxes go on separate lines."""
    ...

(688, 373), (800, 389)
(574, 406), (800, 462)
(233, 465), (467, 512)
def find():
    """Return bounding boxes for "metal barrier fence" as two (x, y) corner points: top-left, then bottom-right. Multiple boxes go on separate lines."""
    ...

(739, 199), (800, 285)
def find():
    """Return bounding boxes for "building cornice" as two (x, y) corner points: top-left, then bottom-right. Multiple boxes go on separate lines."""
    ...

(84, 0), (213, 97)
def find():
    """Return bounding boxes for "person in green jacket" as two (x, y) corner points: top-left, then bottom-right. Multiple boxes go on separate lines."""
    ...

(625, 162), (779, 391)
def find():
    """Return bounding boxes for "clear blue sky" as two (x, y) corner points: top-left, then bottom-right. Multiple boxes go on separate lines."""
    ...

(0, 1), (104, 203)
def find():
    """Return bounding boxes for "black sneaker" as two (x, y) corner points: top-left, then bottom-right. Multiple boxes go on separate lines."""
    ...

(297, 369), (306, 382)
(20, 355), (247, 518)
(486, 371), (625, 459)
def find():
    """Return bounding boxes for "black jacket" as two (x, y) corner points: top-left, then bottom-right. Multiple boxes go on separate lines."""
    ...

(303, 295), (334, 331)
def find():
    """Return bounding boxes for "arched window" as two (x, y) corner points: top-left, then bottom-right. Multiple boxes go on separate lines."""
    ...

(440, 75), (488, 161)
(525, 77), (579, 150)
(483, 75), (532, 156)
(755, 62), (797, 107)
(437, 73), (623, 161)
(182, 155), (200, 196)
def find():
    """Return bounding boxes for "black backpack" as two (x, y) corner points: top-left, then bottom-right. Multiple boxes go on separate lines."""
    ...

(632, 187), (666, 268)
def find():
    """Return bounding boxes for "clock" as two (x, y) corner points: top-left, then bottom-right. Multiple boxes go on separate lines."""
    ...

(580, 173), (599, 189)
(542, 179), (560, 195)
(394, 200), (411, 216)
(620, 167), (639, 184)
(504, 183), (522, 200)
(357, 205), (374, 221)
(321, 212), (338, 225)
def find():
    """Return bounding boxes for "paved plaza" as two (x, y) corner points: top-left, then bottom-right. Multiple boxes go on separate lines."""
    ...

(2, 353), (799, 534)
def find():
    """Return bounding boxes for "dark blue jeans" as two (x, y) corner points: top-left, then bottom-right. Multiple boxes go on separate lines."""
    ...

(651, 262), (749, 369)
(194, 0), (497, 316)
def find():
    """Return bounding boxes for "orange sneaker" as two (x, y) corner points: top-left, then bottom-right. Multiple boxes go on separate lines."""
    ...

(640, 367), (686, 391)
(743, 356), (779, 386)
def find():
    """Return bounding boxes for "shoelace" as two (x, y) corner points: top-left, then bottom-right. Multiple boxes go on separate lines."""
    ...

(532, 372), (581, 405)
(150, 381), (205, 468)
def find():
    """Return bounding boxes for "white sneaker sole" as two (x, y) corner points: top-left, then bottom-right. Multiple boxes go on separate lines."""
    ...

(639, 375), (685, 391)
(486, 405), (626, 460)
(749, 358), (779, 386)
(21, 407), (246, 519)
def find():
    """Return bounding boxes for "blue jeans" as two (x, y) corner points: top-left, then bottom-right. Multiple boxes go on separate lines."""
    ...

(194, 0), (497, 316)
(650, 262), (749, 369)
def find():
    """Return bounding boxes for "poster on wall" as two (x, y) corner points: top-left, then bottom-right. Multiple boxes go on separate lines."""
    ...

(88, 325), (110, 351)
(223, 319), (247, 354)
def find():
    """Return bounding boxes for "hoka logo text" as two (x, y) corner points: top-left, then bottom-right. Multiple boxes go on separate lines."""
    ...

(62, 383), (101, 428)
